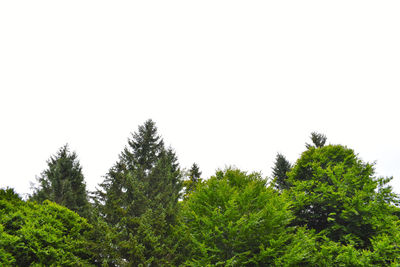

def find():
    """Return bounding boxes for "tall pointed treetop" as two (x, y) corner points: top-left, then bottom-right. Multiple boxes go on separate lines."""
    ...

(30, 144), (89, 217)
(123, 119), (164, 171)
(272, 153), (292, 191)
(183, 163), (203, 198)
(95, 119), (182, 264)
(306, 132), (327, 149)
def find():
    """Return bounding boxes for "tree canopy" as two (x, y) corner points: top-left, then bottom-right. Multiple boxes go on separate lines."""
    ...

(175, 169), (317, 266)
(3, 123), (400, 265)
(288, 144), (400, 249)
(0, 188), (94, 266)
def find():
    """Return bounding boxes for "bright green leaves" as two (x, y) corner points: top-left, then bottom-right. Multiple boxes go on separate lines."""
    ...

(0, 188), (93, 266)
(3, 127), (400, 265)
(177, 169), (313, 266)
(288, 144), (400, 263)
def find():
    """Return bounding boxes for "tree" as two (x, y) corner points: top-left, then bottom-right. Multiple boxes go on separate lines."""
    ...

(174, 169), (317, 266)
(288, 144), (400, 249)
(183, 163), (202, 198)
(95, 119), (182, 265)
(271, 153), (292, 190)
(30, 144), (90, 218)
(0, 188), (95, 266)
(306, 132), (327, 149)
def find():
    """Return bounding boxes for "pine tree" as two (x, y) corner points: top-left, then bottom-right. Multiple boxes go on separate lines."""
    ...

(30, 144), (90, 218)
(183, 163), (202, 198)
(189, 163), (202, 184)
(272, 153), (292, 190)
(305, 132), (327, 149)
(95, 119), (182, 265)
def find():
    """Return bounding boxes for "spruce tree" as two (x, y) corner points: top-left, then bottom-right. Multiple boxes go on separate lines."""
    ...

(96, 119), (182, 265)
(189, 163), (202, 183)
(30, 144), (90, 218)
(272, 153), (292, 191)
(305, 132), (327, 149)
(183, 163), (202, 198)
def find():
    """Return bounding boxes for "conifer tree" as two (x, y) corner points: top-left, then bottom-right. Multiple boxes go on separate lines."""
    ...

(272, 153), (292, 190)
(30, 144), (90, 218)
(95, 119), (182, 265)
(183, 163), (202, 198)
(305, 132), (327, 148)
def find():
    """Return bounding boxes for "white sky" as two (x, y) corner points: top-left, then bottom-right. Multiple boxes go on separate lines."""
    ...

(1, 1), (399, 197)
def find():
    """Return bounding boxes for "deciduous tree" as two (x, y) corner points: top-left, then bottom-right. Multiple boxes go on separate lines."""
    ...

(0, 188), (94, 266)
(175, 169), (316, 266)
(288, 144), (400, 249)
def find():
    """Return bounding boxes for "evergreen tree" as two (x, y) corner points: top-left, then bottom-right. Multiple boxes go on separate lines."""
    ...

(271, 153), (292, 190)
(30, 144), (90, 218)
(183, 163), (202, 198)
(95, 119), (182, 265)
(305, 132), (327, 149)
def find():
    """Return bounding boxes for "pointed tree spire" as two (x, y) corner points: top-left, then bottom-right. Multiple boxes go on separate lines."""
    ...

(125, 119), (164, 171)
(272, 153), (292, 190)
(183, 163), (202, 198)
(96, 119), (182, 265)
(30, 144), (90, 217)
(306, 132), (327, 149)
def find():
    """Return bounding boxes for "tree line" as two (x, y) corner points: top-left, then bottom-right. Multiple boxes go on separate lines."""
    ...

(1, 120), (399, 266)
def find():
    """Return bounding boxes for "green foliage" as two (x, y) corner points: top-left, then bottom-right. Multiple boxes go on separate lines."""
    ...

(30, 144), (90, 218)
(308, 232), (400, 266)
(288, 144), (400, 250)
(175, 169), (316, 266)
(4, 123), (400, 265)
(95, 119), (182, 265)
(271, 153), (292, 191)
(305, 132), (327, 149)
(183, 163), (203, 198)
(0, 188), (94, 266)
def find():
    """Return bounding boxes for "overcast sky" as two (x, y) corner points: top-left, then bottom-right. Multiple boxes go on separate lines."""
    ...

(1, 1), (399, 197)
